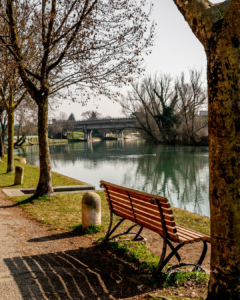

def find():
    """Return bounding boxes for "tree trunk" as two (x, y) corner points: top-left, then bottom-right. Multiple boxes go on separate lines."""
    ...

(35, 97), (54, 196)
(206, 25), (240, 300)
(0, 132), (4, 159)
(7, 110), (14, 172)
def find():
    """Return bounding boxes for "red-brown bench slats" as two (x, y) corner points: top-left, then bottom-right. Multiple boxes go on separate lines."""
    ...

(106, 186), (171, 209)
(101, 180), (210, 245)
(104, 192), (176, 228)
(109, 203), (181, 242)
(104, 189), (175, 223)
(100, 180), (211, 275)
(104, 183), (168, 203)
(111, 200), (177, 234)
(177, 225), (211, 243)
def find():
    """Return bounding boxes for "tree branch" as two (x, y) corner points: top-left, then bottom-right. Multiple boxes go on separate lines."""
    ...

(173, 0), (230, 45)
(6, 0), (39, 100)
(47, 0), (97, 74)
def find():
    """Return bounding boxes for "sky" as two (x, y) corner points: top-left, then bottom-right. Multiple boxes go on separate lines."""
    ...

(53, 0), (221, 121)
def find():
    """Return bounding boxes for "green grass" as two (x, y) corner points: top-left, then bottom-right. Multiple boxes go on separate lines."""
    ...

(0, 156), (85, 189)
(9, 187), (210, 236)
(172, 207), (210, 236)
(48, 139), (68, 145)
(10, 192), (109, 232)
(71, 224), (104, 234)
(105, 240), (209, 287)
(69, 131), (84, 139)
(106, 240), (159, 272)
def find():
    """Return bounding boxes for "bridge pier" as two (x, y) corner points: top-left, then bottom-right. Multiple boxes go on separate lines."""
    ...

(116, 130), (124, 140)
(84, 129), (92, 141)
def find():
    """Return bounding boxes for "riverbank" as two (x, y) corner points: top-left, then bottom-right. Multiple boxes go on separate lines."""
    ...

(0, 194), (209, 300)
(0, 156), (86, 189)
(0, 156), (211, 299)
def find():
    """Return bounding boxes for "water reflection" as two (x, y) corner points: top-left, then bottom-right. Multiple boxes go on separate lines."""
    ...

(14, 140), (209, 216)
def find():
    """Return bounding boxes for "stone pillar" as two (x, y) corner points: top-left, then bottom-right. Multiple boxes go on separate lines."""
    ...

(82, 192), (101, 230)
(118, 130), (123, 139)
(84, 129), (92, 141)
(116, 130), (123, 139)
(14, 166), (24, 185)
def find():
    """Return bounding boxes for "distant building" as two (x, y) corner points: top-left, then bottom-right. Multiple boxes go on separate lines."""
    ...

(199, 110), (208, 116)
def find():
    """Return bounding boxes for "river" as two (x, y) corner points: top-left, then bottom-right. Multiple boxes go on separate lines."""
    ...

(14, 139), (210, 217)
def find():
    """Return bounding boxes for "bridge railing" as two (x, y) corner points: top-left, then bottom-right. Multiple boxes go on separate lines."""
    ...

(73, 117), (137, 124)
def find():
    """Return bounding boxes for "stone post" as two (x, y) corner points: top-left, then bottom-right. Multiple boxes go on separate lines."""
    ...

(14, 166), (24, 185)
(82, 192), (101, 230)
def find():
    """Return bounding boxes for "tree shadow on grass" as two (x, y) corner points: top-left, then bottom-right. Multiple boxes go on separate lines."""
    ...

(27, 227), (87, 243)
(3, 247), (147, 299)
(0, 195), (43, 209)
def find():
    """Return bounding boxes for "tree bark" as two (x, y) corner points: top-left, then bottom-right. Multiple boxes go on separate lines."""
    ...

(206, 13), (240, 300)
(7, 109), (14, 172)
(0, 132), (3, 160)
(35, 97), (54, 196)
(172, 0), (240, 298)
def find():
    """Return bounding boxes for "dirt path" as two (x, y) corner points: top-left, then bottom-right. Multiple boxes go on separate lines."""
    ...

(0, 192), (210, 300)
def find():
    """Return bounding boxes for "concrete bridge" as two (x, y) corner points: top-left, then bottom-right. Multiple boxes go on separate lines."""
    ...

(73, 117), (137, 140)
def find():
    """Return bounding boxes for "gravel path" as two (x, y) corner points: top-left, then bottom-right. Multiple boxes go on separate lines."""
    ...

(0, 193), (118, 300)
(0, 191), (211, 300)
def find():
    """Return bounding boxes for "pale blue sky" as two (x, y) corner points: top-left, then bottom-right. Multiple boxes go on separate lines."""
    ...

(54, 0), (221, 120)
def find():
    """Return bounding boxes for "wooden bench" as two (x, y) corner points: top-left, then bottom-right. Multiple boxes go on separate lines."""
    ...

(100, 180), (211, 276)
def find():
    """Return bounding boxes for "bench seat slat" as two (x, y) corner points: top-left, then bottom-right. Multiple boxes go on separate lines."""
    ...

(105, 192), (176, 227)
(177, 225), (211, 243)
(177, 228), (202, 242)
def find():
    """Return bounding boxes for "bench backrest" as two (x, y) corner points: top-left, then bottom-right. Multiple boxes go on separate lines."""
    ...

(100, 180), (180, 242)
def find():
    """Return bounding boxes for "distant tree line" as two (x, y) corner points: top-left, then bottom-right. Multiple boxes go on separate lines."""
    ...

(121, 69), (208, 145)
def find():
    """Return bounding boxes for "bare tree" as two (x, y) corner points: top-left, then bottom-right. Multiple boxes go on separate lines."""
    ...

(176, 69), (208, 144)
(15, 99), (38, 146)
(121, 73), (180, 143)
(0, 54), (28, 172)
(0, 109), (7, 146)
(121, 70), (207, 145)
(0, 0), (154, 196)
(48, 123), (63, 139)
(0, 104), (5, 160)
(81, 110), (102, 120)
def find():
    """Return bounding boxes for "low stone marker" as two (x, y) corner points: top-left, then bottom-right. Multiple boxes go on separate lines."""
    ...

(82, 192), (101, 230)
(14, 166), (24, 185)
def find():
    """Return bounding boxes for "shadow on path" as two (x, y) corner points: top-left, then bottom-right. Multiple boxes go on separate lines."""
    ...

(27, 230), (85, 243)
(4, 246), (146, 299)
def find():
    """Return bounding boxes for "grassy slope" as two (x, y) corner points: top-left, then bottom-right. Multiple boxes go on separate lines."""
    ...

(10, 191), (210, 236)
(0, 156), (85, 188)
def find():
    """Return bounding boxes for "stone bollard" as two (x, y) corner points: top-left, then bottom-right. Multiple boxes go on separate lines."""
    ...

(82, 192), (101, 230)
(14, 166), (24, 185)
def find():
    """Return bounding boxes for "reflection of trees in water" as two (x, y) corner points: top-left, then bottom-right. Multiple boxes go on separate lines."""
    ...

(15, 141), (209, 215)
(121, 146), (209, 215)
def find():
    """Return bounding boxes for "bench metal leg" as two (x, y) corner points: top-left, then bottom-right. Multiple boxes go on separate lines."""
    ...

(192, 240), (208, 271)
(101, 218), (144, 243)
(101, 216), (125, 244)
(133, 226), (143, 241)
(156, 240), (208, 275)
(167, 239), (182, 263)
